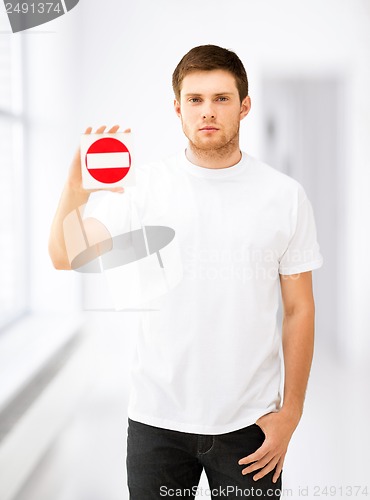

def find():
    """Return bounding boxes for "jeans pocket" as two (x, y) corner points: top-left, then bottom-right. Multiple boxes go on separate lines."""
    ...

(253, 423), (266, 440)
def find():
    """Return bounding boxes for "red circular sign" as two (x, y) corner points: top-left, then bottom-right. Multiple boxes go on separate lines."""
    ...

(85, 137), (131, 184)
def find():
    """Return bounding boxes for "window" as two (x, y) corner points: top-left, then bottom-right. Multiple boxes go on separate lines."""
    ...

(0, 16), (27, 330)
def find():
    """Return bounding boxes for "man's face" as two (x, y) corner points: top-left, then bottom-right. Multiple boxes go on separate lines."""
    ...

(174, 69), (251, 153)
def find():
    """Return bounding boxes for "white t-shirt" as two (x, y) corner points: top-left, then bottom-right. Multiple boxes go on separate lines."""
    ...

(85, 151), (323, 435)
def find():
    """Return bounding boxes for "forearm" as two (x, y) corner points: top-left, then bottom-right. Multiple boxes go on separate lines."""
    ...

(48, 183), (90, 269)
(280, 306), (315, 423)
(241, 307), (315, 482)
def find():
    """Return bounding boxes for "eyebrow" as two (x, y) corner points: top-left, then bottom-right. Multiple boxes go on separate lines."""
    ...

(184, 92), (235, 97)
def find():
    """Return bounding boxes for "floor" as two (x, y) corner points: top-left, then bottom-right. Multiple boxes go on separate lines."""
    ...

(12, 313), (370, 500)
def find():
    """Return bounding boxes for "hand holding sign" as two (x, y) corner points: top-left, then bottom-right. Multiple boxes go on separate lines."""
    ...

(67, 125), (131, 195)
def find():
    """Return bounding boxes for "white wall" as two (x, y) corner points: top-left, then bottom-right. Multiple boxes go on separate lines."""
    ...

(25, 0), (370, 358)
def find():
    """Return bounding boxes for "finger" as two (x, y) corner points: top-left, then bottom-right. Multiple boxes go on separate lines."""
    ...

(241, 451), (274, 475)
(109, 186), (125, 193)
(123, 128), (131, 133)
(84, 127), (93, 134)
(70, 148), (81, 166)
(95, 125), (107, 134)
(238, 442), (269, 465)
(108, 124), (120, 133)
(252, 457), (279, 482)
(272, 455), (285, 483)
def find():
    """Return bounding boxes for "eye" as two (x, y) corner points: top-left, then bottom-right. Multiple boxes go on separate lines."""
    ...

(216, 96), (229, 102)
(188, 97), (201, 103)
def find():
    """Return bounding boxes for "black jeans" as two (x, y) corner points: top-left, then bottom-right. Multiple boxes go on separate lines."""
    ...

(126, 418), (282, 499)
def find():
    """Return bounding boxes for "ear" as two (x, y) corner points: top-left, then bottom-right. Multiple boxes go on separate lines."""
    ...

(174, 99), (181, 118)
(240, 96), (251, 121)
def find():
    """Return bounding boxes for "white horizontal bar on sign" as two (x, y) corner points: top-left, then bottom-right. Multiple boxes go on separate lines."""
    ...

(87, 152), (130, 169)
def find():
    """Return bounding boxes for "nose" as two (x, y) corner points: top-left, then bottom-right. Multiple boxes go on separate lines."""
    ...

(202, 102), (216, 120)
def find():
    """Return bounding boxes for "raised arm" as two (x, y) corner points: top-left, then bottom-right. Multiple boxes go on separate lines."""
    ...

(48, 125), (128, 270)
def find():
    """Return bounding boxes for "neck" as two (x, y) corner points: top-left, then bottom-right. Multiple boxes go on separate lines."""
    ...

(186, 139), (242, 169)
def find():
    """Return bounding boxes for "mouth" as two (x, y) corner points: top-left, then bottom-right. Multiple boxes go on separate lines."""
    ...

(199, 126), (219, 132)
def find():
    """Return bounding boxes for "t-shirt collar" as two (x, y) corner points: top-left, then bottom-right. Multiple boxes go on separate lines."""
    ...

(179, 149), (249, 178)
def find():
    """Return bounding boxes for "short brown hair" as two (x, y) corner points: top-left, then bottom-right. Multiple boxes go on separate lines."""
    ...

(172, 45), (248, 102)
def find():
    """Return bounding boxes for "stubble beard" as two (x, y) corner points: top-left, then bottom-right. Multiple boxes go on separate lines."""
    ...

(183, 122), (241, 163)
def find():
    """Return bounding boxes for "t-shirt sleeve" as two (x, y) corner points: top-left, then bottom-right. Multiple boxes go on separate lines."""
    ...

(82, 164), (151, 236)
(82, 190), (135, 237)
(278, 189), (323, 275)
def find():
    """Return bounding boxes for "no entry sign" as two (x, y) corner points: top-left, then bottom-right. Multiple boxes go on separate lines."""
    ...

(86, 137), (131, 183)
(81, 132), (135, 189)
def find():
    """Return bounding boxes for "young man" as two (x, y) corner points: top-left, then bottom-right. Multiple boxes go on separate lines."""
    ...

(49, 45), (323, 499)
